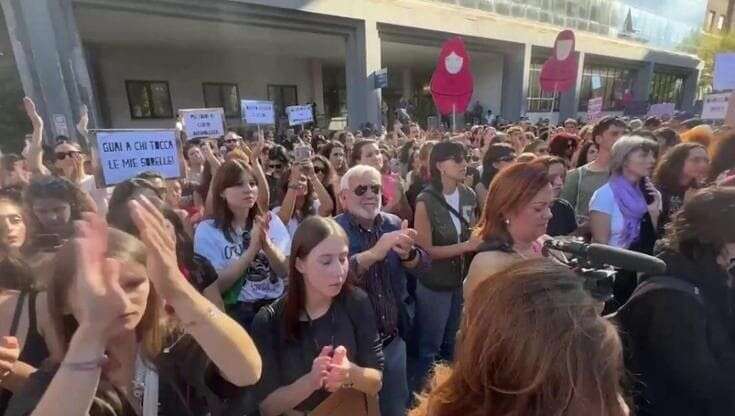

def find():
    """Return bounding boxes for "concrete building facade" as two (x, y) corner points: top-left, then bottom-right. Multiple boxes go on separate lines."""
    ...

(0, 0), (704, 143)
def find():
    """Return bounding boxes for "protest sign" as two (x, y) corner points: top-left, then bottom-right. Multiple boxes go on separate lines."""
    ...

(647, 103), (676, 118)
(91, 130), (182, 187)
(286, 105), (314, 126)
(714, 53), (735, 91)
(430, 36), (474, 116)
(540, 30), (577, 94)
(701, 92), (731, 120)
(242, 100), (275, 125)
(591, 75), (602, 91)
(179, 108), (224, 139)
(587, 97), (603, 122)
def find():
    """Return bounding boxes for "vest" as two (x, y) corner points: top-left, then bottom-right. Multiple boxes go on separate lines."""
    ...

(416, 184), (477, 291)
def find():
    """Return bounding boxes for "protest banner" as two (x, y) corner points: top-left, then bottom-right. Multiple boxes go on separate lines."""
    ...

(540, 29), (577, 94)
(701, 92), (731, 120)
(587, 97), (603, 122)
(286, 105), (314, 126)
(430, 36), (474, 131)
(647, 103), (676, 118)
(714, 53), (735, 91)
(242, 100), (275, 125)
(90, 129), (182, 187)
(179, 108), (224, 139)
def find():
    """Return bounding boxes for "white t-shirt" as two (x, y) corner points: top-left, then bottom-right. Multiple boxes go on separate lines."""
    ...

(589, 183), (626, 248)
(443, 189), (461, 242)
(80, 175), (112, 216)
(271, 199), (321, 242)
(193, 216), (291, 302)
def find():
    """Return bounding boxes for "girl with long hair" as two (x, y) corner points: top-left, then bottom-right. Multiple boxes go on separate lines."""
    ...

(412, 259), (629, 416)
(475, 143), (516, 205)
(252, 216), (383, 415)
(274, 158), (335, 238)
(6, 198), (262, 416)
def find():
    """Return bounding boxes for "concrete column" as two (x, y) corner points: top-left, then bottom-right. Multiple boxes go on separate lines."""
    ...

(501, 43), (531, 121)
(680, 68), (700, 112)
(633, 61), (655, 103)
(345, 19), (382, 130)
(558, 51), (585, 122)
(401, 67), (412, 100)
(310, 59), (325, 116)
(1, 0), (99, 147)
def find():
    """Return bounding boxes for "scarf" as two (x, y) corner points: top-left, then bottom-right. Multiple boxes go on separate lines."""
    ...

(608, 174), (648, 248)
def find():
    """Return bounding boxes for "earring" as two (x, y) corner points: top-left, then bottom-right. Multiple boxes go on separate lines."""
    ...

(504, 218), (510, 225)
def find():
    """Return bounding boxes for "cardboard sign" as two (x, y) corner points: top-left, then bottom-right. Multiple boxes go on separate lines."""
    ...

(714, 53), (735, 91)
(179, 108), (224, 139)
(587, 97), (603, 122)
(430, 36), (474, 116)
(53, 114), (69, 138)
(702, 92), (731, 120)
(591, 74), (602, 91)
(242, 100), (275, 125)
(647, 103), (676, 118)
(91, 130), (182, 187)
(540, 30), (578, 93)
(286, 105), (314, 126)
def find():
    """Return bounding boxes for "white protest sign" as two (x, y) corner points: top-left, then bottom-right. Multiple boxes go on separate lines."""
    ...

(714, 53), (735, 91)
(179, 108), (224, 139)
(53, 114), (69, 137)
(647, 102), (676, 118)
(241, 100), (275, 125)
(587, 97), (603, 122)
(591, 75), (602, 91)
(702, 92), (731, 120)
(286, 105), (314, 126)
(93, 130), (182, 187)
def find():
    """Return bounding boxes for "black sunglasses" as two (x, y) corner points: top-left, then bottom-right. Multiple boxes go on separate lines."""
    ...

(353, 184), (381, 196)
(269, 163), (283, 169)
(225, 138), (239, 144)
(55, 151), (80, 160)
(314, 165), (326, 174)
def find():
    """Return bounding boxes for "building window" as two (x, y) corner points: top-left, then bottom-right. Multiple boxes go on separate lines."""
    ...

(717, 15), (726, 31)
(267, 85), (298, 118)
(527, 60), (560, 112)
(706, 10), (716, 31)
(202, 83), (240, 117)
(577, 65), (633, 112)
(650, 72), (685, 108)
(125, 80), (173, 119)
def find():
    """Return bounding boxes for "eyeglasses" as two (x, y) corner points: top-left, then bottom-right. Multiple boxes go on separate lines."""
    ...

(224, 138), (239, 144)
(55, 151), (80, 160)
(269, 163), (283, 170)
(353, 184), (381, 196)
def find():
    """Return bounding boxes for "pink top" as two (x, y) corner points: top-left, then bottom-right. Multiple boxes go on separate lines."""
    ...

(382, 174), (399, 205)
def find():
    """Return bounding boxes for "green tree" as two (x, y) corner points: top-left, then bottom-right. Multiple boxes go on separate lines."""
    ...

(678, 31), (735, 92)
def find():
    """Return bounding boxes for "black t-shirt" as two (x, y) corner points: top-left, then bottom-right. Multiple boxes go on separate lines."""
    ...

(547, 198), (578, 237)
(251, 288), (383, 412)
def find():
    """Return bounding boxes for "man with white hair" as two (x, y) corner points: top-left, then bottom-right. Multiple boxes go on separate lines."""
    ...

(335, 165), (429, 416)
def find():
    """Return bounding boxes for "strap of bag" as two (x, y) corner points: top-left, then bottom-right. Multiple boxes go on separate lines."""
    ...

(424, 188), (470, 230)
(9, 290), (28, 336)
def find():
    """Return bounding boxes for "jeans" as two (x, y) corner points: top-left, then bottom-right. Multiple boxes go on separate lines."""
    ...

(379, 336), (409, 416)
(412, 282), (463, 392)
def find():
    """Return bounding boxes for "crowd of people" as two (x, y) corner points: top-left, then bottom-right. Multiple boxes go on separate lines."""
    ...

(0, 95), (734, 416)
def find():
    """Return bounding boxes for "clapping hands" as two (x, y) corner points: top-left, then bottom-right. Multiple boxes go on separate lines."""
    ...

(309, 345), (353, 393)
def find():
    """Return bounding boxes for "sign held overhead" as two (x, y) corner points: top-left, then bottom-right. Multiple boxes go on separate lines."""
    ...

(286, 105), (314, 126)
(242, 100), (275, 125)
(179, 108), (224, 139)
(91, 129), (183, 187)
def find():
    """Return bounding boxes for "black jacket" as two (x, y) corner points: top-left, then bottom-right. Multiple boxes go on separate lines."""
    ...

(615, 249), (735, 416)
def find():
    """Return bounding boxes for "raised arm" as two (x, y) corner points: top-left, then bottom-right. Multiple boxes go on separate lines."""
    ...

(23, 98), (51, 177)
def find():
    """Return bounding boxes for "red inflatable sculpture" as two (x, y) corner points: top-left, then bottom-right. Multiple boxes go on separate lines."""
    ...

(540, 29), (578, 94)
(430, 37), (474, 116)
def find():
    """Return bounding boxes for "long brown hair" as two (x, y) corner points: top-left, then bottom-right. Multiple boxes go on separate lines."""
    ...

(474, 161), (550, 245)
(282, 216), (351, 341)
(411, 259), (628, 416)
(46, 228), (164, 364)
(653, 142), (705, 191)
(210, 159), (260, 242)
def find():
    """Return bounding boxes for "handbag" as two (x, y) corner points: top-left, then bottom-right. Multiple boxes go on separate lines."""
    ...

(309, 388), (379, 416)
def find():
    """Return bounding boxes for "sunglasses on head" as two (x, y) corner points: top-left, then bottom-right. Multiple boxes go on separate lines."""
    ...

(353, 184), (381, 196)
(55, 151), (80, 160)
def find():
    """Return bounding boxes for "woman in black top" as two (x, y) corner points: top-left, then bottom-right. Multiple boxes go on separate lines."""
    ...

(537, 156), (578, 237)
(7, 197), (262, 416)
(252, 216), (383, 416)
(652, 142), (709, 234)
(615, 186), (735, 416)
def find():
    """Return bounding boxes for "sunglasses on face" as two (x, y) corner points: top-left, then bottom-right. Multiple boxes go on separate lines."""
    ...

(225, 139), (239, 144)
(55, 151), (80, 160)
(314, 165), (326, 174)
(269, 163), (283, 170)
(353, 184), (381, 196)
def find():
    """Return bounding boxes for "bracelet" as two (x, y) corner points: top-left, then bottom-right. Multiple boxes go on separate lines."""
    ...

(400, 247), (418, 262)
(61, 355), (108, 371)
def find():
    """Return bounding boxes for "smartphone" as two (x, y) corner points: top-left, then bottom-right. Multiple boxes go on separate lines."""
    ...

(293, 145), (312, 163)
(35, 234), (63, 251)
(640, 177), (655, 205)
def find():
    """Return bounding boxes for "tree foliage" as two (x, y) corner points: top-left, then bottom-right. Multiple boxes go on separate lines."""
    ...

(678, 31), (735, 92)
